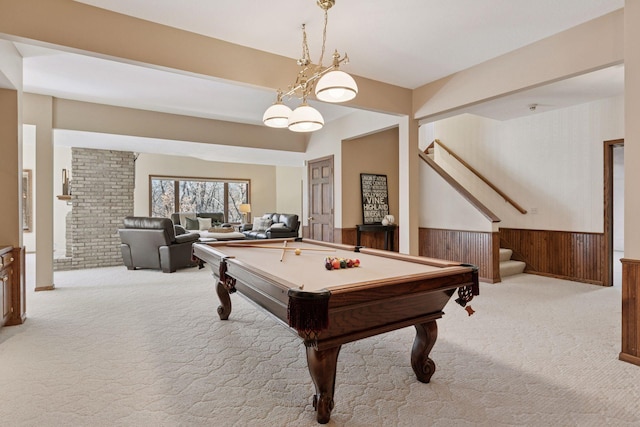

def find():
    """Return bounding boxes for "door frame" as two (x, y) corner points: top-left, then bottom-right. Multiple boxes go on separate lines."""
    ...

(604, 138), (624, 287)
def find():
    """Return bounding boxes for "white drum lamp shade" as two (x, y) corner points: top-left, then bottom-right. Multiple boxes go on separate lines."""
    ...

(263, 102), (293, 128)
(288, 103), (324, 132)
(315, 70), (358, 103)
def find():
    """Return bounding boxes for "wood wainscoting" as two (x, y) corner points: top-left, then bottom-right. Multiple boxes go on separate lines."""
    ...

(419, 228), (499, 283)
(338, 227), (399, 252)
(620, 258), (640, 366)
(500, 228), (607, 286)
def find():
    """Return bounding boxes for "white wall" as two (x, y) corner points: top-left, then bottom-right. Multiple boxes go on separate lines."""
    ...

(24, 125), (73, 257)
(275, 166), (303, 218)
(430, 96), (624, 233)
(53, 145), (72, 257)
(418, 122), (497, 232)
(419, 162), (495, 232)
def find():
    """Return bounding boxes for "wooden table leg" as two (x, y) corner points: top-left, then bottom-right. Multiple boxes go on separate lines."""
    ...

(214, 260), (235, 320)
(216, 279), (232, 320)
(411, 320), (438, 383)
(306, 345), (342, 424)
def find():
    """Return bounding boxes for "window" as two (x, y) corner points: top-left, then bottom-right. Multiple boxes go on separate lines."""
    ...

(150, 176), (249, 222)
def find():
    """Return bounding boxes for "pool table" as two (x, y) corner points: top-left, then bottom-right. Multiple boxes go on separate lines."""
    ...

(193, 239), (478, 424)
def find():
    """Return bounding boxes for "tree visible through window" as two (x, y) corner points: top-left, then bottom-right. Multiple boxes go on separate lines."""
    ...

(150, 176), (249, 222)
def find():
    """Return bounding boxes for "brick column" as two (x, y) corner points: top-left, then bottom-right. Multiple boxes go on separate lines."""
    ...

(56, 148), (134, 270)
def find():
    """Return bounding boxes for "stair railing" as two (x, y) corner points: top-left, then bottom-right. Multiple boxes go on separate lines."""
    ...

(418, 150), (500, 223)
(430, 139), (527, 214)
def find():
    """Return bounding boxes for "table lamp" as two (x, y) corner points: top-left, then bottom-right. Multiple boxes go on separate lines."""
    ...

(239, 204), (251, 224)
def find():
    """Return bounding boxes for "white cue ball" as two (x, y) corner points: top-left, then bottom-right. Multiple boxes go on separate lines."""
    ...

(295, 248), (302, 256)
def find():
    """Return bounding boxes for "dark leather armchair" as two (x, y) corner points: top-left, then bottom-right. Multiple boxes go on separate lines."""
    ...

(118, 216), (200, 273)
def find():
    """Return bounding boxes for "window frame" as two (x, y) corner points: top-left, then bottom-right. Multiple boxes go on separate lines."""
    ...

(149, 174), (251, 223)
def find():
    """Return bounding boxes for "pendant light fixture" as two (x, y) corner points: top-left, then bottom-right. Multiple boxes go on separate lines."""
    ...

(262, 0), (358, 132)
(315, 51), (358, 103)
(263, 91), (293, 128)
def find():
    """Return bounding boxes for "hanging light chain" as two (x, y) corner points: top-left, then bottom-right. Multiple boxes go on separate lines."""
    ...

(282, 4), (347, 102)
(317, 7), (328, 69)
(297, 24), (311, 67)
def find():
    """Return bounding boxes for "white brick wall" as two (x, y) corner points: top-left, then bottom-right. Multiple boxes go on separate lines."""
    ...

(54, 148), (134, 270)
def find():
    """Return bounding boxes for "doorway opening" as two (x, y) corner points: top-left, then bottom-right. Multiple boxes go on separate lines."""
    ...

(604, 139), (624, 287)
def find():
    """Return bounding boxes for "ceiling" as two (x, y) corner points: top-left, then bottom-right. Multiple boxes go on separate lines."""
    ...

(14, 0), (626, 163)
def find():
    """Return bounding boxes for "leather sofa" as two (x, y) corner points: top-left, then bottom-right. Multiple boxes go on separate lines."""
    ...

(118, 216), (200, 273)
(241, 213), (300, 239)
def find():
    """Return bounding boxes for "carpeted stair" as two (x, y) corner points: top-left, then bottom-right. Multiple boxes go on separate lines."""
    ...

(500, 248), (526, 278)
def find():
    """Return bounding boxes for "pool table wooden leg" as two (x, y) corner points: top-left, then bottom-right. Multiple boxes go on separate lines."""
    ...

(216, 279), (232, 320)
(411, 320), (438, 383)
(306, 345), (342, 424)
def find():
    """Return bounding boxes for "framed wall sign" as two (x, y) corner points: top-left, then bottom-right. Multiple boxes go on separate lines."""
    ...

(360, 173), (389, 224)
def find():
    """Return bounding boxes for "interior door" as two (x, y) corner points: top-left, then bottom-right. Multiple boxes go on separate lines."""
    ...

(307, 156), (334, 242)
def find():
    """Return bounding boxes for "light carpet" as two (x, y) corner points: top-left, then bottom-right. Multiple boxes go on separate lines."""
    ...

(1, 260), (639, 426)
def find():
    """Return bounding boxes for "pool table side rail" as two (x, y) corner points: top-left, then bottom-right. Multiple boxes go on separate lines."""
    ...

(194, 243), (294, 320)
(212, 237), (358, 253)
(324, 268), (476, 308)
(357, 247), (462, 268)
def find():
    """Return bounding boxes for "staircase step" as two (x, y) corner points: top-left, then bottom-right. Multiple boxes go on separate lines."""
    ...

(499, 248), (513, 262)
(500, 260), (526, 278)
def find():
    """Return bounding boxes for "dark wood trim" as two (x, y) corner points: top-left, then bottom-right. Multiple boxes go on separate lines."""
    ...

(620, 257), (640, 366)
(500, 228), (606, 285)
(619, 352), (640, 366)
(418, 151), (501, 223)
(340, 227), (399, 252)
(5, 247), (26, 326)
(604, 139), (624, 287)
(491, 232), (500, 283)
(419, 227), (499, 283)
(339, 227), (353, 246)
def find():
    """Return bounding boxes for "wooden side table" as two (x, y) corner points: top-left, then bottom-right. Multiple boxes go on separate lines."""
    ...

(356, 224), (397, 251)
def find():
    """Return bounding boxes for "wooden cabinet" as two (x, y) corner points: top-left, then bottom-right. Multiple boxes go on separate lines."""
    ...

(1, 246), (14, 327)
(0, 246), (24, 328)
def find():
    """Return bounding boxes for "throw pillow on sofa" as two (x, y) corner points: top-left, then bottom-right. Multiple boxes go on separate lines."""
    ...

(179, 212), (197, 226)
(197, 217), (212, 230)
(253, 217), (273, 232)
(185, 217), (200, 230)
